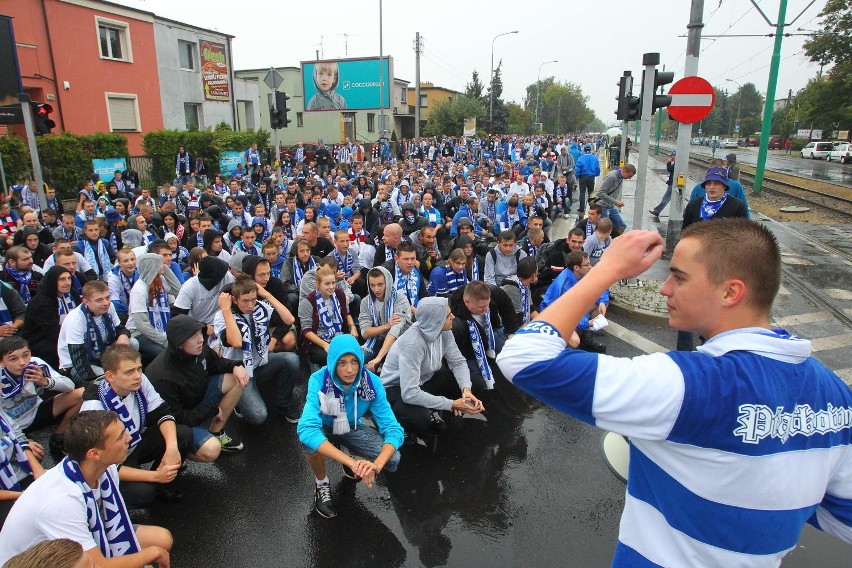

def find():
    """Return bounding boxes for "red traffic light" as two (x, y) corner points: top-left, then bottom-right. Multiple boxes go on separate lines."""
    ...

(31, 102), (56, 135)
(36, 103), (53, 116)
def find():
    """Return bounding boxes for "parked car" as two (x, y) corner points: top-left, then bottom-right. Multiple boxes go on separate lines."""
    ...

(768, 136), (785, 150)
(827, 143), (852, 164)
(280, 143), (318, 164)
(690, 137), (702, 145)
(801, 141), (833, 160)
(722, 138), (739, 149)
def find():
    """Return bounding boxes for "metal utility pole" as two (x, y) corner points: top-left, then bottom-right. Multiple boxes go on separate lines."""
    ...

(414, 32), (421, 139)
(378, 0), (386, 136)
(620, 71), (632, 167)
(535, 59), (557, 127)
(490, 30), (518, 133)
(18, 93), (48, 211)
(666, 0), (704, 254)
(632, 53), (659, 232)
(655, 65), (666, 155)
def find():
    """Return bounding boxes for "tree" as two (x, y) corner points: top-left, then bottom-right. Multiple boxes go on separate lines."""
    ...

(506, 102), (531, 135)
(520, 78), (597, 134)
(485, 61), (508, 133)
(465, 70), (485, 100)
(803, 0), (852, 67)
(423, 95), (486, 137)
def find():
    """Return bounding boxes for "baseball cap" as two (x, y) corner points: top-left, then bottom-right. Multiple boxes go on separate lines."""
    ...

(701, 167), (729, 189)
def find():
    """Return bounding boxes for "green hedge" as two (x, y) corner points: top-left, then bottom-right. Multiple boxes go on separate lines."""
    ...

(0, 133), (129, 200)
(142, 126), (270, 186)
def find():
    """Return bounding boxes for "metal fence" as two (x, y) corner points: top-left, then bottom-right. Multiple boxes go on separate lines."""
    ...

(128, 155), (159, 188)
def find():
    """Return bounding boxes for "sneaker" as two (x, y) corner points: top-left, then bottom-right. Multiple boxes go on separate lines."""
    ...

(429, 410), (446, 432)
(648, 209), (660, 221)
(341, 463), (361, 482)
(314, 483), (337, 518)
(233, 406), (243, 419)
(216, 431), (244, 452)
(278, 407), (301, 424)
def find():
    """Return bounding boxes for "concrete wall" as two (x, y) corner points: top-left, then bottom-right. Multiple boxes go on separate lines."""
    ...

(153, 19), (234, 130)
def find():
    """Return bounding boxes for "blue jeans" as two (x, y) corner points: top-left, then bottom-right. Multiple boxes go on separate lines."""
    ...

(602, 205), (626, 230)
(303, 426), (400, 472)
(239, 352), (300, 425)
(190, 375), (226, 452)
(651, 184), (673, 216)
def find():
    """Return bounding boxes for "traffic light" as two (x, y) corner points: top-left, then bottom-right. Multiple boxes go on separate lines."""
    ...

(31, 102), (55, 135)
(651, 70), (675, 115)
(625, 95), (641, 121)
(275, 92), (291, 127)
(270, 105), (284, 129)
(615, 75), (631, 121)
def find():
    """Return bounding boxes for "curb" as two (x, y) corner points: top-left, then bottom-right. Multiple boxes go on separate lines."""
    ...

(609, 280), (670, 326)
(608, 300), (669, 327)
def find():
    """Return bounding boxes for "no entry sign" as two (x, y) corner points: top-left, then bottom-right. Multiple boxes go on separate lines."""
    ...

(667, 76), (715, 124)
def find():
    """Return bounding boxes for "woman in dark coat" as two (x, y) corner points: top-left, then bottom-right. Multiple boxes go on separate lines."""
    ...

(20, 266), (80, 368)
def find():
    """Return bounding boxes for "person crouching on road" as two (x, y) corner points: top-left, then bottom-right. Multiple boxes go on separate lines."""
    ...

(297, 335), (403, 519)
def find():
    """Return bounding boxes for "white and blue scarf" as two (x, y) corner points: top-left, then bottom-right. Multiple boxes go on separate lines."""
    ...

(316, 293), (343, 342)
(1, 362), (50, 400)
(292, 256), (315, 286)
(318, 368), (376, 435)
(58, 293), (77, 320)
(467, 309), (495, 389)
(98, 380), (147, 451)
(364, 290), (396, 352)
(82, 304), (116, 363)
(509, 275), (531, 324)
(148, 286), (171, 334)
(233, 302), (270, 375)
(0, 411), (31, 490)
(113, 267), (137, 310)
(4, 264), (32, 303)
(700, 193), (728, 220)
(468, 256), (480, 281)
(332, 249), (352, 277)
(62, 458), (140, 558)
(80, 239), (112, 280)
(395, 264), (421, 307)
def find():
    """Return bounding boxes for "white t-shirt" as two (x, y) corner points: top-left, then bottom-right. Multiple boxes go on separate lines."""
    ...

(58, 304), (122, 368)
(80, 375), (166, 452)
(0, 357), (74, 431)
(0, 463), (121, 562)
(173, 272), (235, 325)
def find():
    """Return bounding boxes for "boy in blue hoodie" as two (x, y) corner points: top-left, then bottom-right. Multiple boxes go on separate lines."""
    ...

(297, 334), (403, 519)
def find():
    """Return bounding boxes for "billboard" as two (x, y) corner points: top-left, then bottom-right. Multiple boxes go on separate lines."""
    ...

(219, 150), (244, 176)
(92, 158), (128, 182)
(201, 40), (231, 102)
(0, 16), (23, 108)
(301, 57), (392, 112)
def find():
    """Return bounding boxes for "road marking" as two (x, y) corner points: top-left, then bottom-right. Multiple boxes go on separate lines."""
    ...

(773, 311), (832, 327)
(824, 288), (852, 300)
(606, 321), (668, 354)
(811, 334), (852, 352)
(835, 368), (852, 387)
(777, 285), (790, 295)
(781, 257), (814, 266)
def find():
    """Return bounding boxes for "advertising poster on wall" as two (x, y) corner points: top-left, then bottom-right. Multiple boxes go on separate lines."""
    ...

(218, 151), (244, 176)
(201, 40), (231, 102)
(92, 158), (128, 182)
(301, 57), (392, 112)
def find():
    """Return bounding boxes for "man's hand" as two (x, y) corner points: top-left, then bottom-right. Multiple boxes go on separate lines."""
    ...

(147, 546), (171, 568)
(0, 324), (16, 337)
(451, 389), (484, 416)
(154, 461), (179, 484)
(161, 446), (181, 468)
(615, 200), (625, 208)
(27, 440), (45, 461)
(598, 303), (607, 317)
(351, 459), (378, 487)
(24, 364), (48, 388)
(596, 230), (663, 281)
(206, 324), (215, 337)
(255, 285), (271, 300)
(218, 292), (233, 311)
(232, 365), (249, 388)
(387, 314), (402, 328)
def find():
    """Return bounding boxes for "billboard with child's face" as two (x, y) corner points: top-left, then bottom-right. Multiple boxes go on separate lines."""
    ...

(301, 57), (392, 112)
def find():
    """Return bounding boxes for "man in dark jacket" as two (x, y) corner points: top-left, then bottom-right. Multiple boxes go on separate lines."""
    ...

(146, 315), (248, 457)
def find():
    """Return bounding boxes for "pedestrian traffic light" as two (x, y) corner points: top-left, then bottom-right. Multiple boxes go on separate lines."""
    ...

(270, 105), (284, 129)
(625, 95), (641, 121)
(651, 70), (675, 115)
(275, 92), (291, 127)
(31, 102), (55, 135)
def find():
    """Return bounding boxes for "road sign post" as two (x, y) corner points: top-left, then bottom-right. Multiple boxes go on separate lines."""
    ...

(263, 68), (285, 179)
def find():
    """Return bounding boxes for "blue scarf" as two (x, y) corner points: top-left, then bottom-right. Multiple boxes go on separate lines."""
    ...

(81, 304), (116, 363)
(58, 294), (77, 319)
(445, 267), (468, 295)
(467, 309), (495, 389)
(233, 301), (270, 375)
(113, 267), (137, 309)
(468, 256), (480, 281)
(316, 293), (343, 342)
(0, 411), (32, 490)
(395, 264), (421, 307)
(80, 238), (112, 280)
(700, 193), (728, 220)
(318, 368), (376, 435)
(292, 256), (315, 285)
(4, 264), (32, 302)
(62, 457), (140, 558)
(98, 380), (147, 451)
(509, 275), (531, 324)
(365, 288), (396, 352)
(332, 249), (352, 277)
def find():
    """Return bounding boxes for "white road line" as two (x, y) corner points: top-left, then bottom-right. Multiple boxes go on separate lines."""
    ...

(811, 334), (852, 352)
(824, 288), (852, 301)
(773, 311), (832, 327)
(606, 321), (668, 354)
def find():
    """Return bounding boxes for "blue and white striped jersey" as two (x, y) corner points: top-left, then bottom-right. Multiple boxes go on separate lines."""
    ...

(497, 323), (852, 567)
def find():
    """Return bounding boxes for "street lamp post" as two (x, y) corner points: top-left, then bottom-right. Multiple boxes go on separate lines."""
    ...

(726, 78), (742, 136)
(557, 91), (570, 134)
(536, 60), (558, 129)
(490, 30), (518, 134)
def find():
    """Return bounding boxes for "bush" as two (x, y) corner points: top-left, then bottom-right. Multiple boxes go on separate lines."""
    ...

(792, 139), (809, 151)
(143, 128), (270, 186)
(0, 135), (30, 186)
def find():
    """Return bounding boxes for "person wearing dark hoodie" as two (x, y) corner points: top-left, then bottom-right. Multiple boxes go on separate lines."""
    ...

(380, 297), (484, 437)
(280, 238), (320, 315)
(18, 227), (51, 269)
(125, 253), (175, 362)
(242, 255), (297, 353)
(173, 256), (235, 341)
(202, 228), (232, 263)
(297, 334), (404, 519)
(20, 266), (78, 368)
(359, 266), (412, 372)
(147, 315), (247, 456)
(398, 202), (427, 238)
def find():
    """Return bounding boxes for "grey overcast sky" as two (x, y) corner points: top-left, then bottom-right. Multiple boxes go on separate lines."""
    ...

(122, 0), (825, 127)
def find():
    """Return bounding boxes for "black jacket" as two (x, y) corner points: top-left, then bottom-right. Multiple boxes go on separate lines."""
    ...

(21, 266), (78, 368)
(682, 195), (748, 230)
(146, 314), (240, 427)
(448, 284), (520, 360)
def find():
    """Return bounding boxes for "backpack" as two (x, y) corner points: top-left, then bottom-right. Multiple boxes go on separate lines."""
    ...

(489, 248), (522, 265)
(534, 240), (559, 273)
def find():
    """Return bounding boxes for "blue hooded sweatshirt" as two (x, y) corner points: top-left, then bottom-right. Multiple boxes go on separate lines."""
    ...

(297, 335), (404, 452)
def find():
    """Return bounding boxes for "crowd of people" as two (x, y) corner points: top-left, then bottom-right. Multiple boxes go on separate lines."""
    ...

(0, 130), (845, 567)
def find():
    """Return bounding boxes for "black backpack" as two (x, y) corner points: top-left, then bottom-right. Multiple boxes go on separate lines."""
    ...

(534, 240), (559, 273)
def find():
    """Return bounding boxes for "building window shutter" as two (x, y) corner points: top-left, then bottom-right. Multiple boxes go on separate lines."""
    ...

(108, 97), (138, 131)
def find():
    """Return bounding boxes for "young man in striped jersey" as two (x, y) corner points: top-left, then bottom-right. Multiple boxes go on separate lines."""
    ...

(497, 218), (852, 567)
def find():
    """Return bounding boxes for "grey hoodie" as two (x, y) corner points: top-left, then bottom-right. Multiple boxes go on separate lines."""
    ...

(380, 296), (470, 411)
(358, 266), (412, 343)
(129, 252), (179, 348)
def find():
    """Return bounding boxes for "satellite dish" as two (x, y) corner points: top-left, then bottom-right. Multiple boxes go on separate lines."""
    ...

(601, 431), (630, 484)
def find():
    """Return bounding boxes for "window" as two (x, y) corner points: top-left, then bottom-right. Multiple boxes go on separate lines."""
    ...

(419, 94), (427, 108)
(184, 103), (202, 130)
(367, 113), (375, 132)
(96, 18), (131, 62)
(105, 94), (140, 132)
(178, 40), (197, 71)
(400, 88), (407, 104)
(296, 112), (304, 127)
